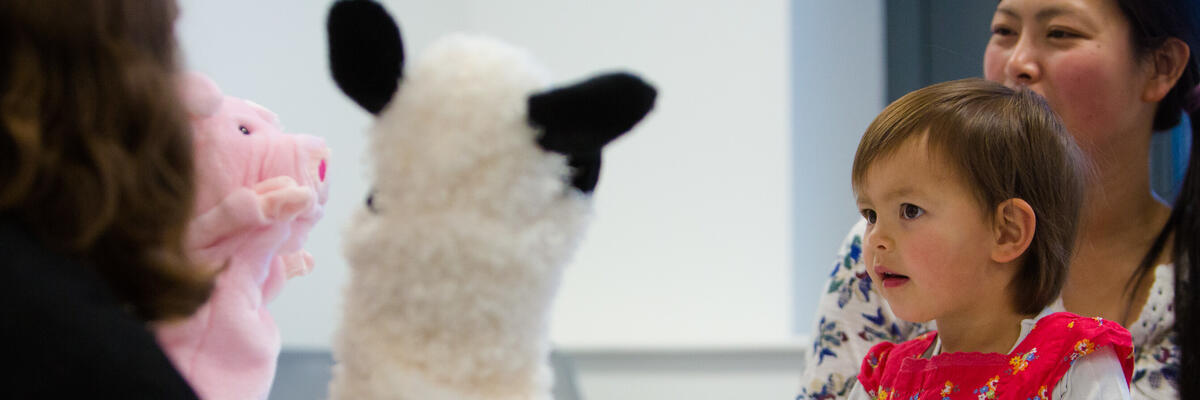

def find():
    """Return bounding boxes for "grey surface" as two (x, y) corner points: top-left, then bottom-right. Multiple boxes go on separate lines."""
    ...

(269, 349), (581, 400)
(270, 351), (332, 400)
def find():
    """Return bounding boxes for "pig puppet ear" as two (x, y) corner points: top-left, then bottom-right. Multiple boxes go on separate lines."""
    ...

(180, 71), (224, 118)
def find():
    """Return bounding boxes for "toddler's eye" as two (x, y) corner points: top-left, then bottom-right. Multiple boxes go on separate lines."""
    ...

(239, 125), (251, 135)
(900, 203), (924, 220)
(861, 209), (877, 224)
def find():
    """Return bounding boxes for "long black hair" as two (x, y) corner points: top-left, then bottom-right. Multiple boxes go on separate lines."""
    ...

(1118, 0), (1200, 396)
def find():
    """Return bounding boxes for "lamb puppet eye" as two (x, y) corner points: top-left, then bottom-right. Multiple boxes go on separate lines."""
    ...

(239, 125), (251, 135)
(365, 191), (378, 213)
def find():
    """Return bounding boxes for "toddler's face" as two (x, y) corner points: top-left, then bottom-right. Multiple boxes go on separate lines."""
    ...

(855, 136), (1012, 323)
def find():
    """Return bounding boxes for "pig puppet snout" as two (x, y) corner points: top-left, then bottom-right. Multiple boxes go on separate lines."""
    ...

(259, 133), (330, 210)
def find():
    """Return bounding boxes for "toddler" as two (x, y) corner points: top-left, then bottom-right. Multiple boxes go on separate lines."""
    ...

(848, 79), (1133, 399)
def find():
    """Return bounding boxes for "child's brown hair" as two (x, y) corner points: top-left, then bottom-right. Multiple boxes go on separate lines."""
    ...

(851, 78), (1087, 315)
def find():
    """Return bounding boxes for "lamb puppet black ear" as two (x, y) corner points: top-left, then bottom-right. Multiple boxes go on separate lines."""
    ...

(327, 0), (404, 115)
(529, 72), (657, 193)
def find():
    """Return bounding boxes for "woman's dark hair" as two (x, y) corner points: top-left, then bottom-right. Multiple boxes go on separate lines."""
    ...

(0, 0), (214, 321)
(1119, 0), (1200, 396)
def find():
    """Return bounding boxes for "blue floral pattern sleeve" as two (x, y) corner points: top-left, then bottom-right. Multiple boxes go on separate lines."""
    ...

(797, 220), (929, 400)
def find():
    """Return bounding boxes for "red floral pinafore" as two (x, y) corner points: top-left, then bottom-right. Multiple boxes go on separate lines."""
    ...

(857, 312), (1133, 400)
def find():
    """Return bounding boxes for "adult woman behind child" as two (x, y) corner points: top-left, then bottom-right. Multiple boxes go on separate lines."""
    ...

(0, 0), (211, 397)
(799, 0), (1199, 398)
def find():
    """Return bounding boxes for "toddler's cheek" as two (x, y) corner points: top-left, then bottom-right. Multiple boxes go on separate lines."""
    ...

(902, 240), (945, 277)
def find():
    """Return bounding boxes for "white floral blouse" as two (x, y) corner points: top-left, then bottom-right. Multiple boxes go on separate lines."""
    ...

(796, 220), (1180, 399)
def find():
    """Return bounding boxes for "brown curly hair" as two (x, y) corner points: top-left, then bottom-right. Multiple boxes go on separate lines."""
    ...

(0, 0), (213, 321)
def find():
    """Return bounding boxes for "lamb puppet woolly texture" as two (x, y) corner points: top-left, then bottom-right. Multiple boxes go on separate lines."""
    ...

(325, 1), (657, 399)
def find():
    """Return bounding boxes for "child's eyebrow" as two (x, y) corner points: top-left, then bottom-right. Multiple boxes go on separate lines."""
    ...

(881, 186), (915, 201)
(855, 186), (916, 205)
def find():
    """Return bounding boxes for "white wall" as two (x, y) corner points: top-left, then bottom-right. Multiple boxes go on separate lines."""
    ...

(177, 0), (883, 350)
(470, 0), (796, 346)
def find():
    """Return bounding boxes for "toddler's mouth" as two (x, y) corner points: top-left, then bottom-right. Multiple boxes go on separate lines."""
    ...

(875, 266), (910, 288)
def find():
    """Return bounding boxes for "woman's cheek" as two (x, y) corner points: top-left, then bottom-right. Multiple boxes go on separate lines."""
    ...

(1044, 52), (1141, 147)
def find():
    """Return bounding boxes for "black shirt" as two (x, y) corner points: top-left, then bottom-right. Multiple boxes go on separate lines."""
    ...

(0, 220), (200, 398)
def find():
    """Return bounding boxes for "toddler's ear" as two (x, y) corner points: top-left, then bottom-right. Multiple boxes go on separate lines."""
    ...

(991, 198), (1036, 264)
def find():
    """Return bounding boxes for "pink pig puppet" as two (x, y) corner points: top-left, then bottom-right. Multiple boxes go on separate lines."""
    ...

(155, 72), (330, 400)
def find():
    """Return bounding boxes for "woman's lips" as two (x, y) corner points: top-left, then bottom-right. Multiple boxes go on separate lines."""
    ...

(874, 265), (910, 288)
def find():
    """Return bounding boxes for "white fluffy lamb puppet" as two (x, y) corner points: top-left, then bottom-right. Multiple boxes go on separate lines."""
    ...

(325, 1), (657, 399)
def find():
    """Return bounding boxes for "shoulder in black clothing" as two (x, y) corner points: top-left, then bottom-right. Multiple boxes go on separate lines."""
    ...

(0, 220), (199, 399)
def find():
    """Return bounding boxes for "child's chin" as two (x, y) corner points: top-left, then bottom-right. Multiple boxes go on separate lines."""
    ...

(887, 304), (935, 325)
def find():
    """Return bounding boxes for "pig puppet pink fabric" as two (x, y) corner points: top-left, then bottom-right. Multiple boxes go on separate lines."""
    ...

(155, 72), (330, 400)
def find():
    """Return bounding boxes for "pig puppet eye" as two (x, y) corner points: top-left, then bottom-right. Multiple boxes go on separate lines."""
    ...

(239, 125), (251, 135)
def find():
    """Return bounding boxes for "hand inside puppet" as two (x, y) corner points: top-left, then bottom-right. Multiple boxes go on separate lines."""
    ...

(155, 72), (330, 400)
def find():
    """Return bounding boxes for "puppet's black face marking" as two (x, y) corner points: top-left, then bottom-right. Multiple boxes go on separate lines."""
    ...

(529, 72), (656, 194)
(564, 152), (602, 193)
(535, 137), (604, 193)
